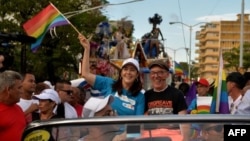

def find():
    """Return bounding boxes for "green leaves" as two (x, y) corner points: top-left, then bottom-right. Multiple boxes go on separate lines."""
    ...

(223, 43), (250, 71)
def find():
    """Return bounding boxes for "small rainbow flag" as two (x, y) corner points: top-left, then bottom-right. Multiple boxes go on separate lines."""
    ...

(197, 105), (211, 114)
(23, 3), (70, 52)
(174, 61), (184, 75)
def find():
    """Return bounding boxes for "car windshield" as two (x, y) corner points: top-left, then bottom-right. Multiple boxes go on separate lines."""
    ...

(22, 114), (250, 141)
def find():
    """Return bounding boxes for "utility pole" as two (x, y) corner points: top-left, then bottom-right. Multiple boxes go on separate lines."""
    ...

(239, 0), (244, 70)
(169, 22), (205, 83)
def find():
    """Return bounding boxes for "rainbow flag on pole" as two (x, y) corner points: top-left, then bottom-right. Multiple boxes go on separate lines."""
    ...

(210, 50), (230, 114)
(23, 3), (70, 52)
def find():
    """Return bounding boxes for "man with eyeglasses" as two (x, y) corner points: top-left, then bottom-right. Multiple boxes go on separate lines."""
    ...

(144, 59), (190, 141)
(144, 59), (187, 115)
(53, 80), (80, 141)
(54, 80), (78, 119)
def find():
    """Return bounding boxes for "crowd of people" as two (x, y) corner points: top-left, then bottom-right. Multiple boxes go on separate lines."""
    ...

(1, 33), (249, 141)
(184, 71), (250, 115)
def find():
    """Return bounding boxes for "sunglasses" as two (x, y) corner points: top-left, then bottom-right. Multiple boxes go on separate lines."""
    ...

(60, 90), (73, 95)
(205, 125), (223, 132)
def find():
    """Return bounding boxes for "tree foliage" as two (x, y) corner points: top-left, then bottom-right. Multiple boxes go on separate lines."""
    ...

(0, 0), (108, 83)
(223, 43), (250, 72)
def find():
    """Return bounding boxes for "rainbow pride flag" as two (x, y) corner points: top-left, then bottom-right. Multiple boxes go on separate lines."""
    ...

(210, 50), (230, 114)
(174, 61), (184, 75)
(197, 105), (211, 114)
(197, 96), (212, 114)
(23, 3), (70, 52)
(185, 81), (197, 108)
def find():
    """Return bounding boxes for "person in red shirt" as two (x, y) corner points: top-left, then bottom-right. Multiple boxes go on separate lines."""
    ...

(0, 70), (26, 141)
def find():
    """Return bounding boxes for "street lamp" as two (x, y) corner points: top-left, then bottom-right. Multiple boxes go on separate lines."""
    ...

(169, 21), (205, 82)
(165, 47), (188, 83)
(165, 47), (188, 67)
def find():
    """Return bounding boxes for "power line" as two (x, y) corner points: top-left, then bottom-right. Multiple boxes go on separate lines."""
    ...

(208, 0), (222, 16)
(177, 0), (187, 48)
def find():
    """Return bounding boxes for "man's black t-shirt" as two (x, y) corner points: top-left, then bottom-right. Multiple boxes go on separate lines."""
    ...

(145, 86), (187, 115)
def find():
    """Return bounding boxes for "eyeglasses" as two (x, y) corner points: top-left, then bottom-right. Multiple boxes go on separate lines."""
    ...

(205, 125), (223, 132)
(150, 71), (167, 76)
(60, 90), (73, 95)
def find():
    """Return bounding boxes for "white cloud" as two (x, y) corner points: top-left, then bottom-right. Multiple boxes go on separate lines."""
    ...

(195, 10), (250, 22)
(196, 13), (237, 22)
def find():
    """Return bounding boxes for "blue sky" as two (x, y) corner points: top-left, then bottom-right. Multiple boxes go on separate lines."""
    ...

(103, 0), (250, 62)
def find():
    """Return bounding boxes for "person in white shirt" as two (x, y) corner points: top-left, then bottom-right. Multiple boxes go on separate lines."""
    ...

(235, 72), (250, 115)
(226, 72), (246, 114)
(17, 72), (38, 123)
(235, 89), (250, 115)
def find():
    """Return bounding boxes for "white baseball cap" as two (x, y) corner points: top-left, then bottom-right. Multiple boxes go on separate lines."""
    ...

(83, 95), (114, 117)
(122, 58), (140, 72)
(43, 80), (54, 89)
(32, 89), (60, 104)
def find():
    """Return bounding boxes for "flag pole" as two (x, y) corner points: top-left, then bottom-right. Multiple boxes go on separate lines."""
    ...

(49, 2), (81, 35)
(216, 48), (223, 112)
(64, 0), (144, 18)
(68, 23), (81, 35)
(50, 1), (144, 35)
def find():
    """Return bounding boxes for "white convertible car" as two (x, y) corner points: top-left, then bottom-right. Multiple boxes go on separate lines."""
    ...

(21, 114), (250, 141)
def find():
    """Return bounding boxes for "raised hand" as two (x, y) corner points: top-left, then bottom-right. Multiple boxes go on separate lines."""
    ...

(78, 34), (90, 50)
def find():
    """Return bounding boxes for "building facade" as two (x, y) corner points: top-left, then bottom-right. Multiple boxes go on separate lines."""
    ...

(195, 14), (250, 79)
